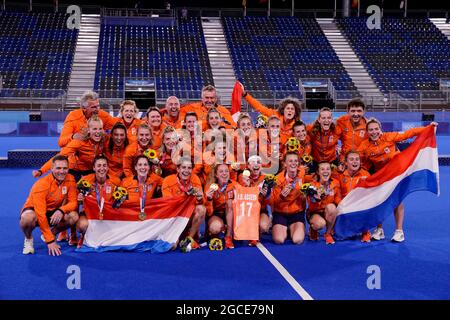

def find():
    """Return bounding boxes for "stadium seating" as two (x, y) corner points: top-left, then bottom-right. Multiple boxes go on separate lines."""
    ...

(0, 11), (78, 98)
(94, 17), (214, 100)
(222, 16), (357, 99)
(336, 17), (450, 95)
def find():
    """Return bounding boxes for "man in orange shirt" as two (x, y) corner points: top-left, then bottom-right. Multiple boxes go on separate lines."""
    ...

(162, 96), (182, 129)
(179, 85), (237, 130)
(20, 155), (79, 256)
(336, 99), (368, 164)
(34, 116), (105, 182)
(162, 157), (206, 249)
(58, 90), (117, 148)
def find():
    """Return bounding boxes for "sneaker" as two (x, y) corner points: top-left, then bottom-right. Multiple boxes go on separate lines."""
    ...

(324, 233), (335, 245)
(248, 240), (258, 247)
(190, 240), (200, 250)
(76, 234), (84, 249)
(361, 230), (371, 243)
(224, 236), (235, 249)
(391, 229), (405, 242)
(57, 230), (68, 242)
(22, 238), (35, 255)
(69, 232), (78, 246)
(309, 228), (319, 241)
(371, 227), (385, 241)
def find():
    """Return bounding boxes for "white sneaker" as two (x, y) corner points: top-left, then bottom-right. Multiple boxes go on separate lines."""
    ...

(22, 238), (35, 255)
(391, 229), (405, 242)
(371, 227), (385, 240)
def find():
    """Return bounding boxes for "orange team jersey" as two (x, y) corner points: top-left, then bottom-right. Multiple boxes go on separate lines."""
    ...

(179, 102), (237, 131)
(80, 173), (121, 203)
(357, 126), (427, 172)
(121, 174), (163, 206)
(244, 93), (295, 142)
(271, 169), (307, 214)
(103, 135), (127, 179)
(306, 179), (342, 214)
(293, 136), (312, 159)
(158, 152), (177, 177)
(232, 184), (261, 241)
(22, 173), (78, 243)
(161, 173), (205, 205)
(257, 129), (285, 166)
(336, 115), (367, 162)
(160, 108), (182, 129)
(336, 169), (370, 198)
(307, 124), (342, 163)
(39, 139), (105, 175)
(150, 124), (167, 150)
(204, 180), (236, 216)
(123, 142), (159, 177)
(232, 129), (259, 165)
(117, 118), (143, 143)
(58, 109), (117, 147)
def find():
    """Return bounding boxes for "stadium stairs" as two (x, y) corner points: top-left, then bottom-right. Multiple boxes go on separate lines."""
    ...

(201, 17), (236, 106)
(65, 14), (101, 108)
(317, 18), (386, 106)
(430, 18), (450, 40)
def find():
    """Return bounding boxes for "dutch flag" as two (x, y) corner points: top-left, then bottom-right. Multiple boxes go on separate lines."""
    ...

(77, 195), (197, 253)
(334, 126), (440, 239)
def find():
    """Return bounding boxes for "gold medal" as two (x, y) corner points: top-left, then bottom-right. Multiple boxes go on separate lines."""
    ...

(138, 211), (147, 221)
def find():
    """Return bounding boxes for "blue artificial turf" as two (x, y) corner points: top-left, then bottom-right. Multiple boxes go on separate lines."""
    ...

(1, 168), (449, 300)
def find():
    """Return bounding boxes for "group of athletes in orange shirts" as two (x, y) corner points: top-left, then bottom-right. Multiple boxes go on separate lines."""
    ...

(19, 84), (438, 256)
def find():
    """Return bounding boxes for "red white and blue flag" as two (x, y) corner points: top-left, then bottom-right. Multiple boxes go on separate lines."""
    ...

(77, 195), (196, 253)
(334, 126), (439, 239)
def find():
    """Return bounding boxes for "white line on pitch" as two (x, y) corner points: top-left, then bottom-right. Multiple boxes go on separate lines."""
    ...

(257, 242), (314, 300)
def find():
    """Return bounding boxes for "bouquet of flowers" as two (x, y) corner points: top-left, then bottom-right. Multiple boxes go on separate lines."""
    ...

(208, 238), (223, 251)
(300, 183), (325, 200)
(255, 114), (268, 129)
(77, 179), (92, 196)
(262, 174), (277, 195)
(112, 186), (128, 209)
(286, 137), (300, 152)
(179, 236), (195, 253)
(302, 154), (314, 172)
(143, 149), (159, 164)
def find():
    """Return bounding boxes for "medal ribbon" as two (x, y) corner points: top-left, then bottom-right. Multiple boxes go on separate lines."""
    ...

(177, 176), (192, 194)
(140, 182), (147, 213)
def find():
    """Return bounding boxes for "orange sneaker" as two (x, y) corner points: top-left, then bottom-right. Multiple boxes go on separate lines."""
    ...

(76, 234), (84, 249)
(361, 230), (371, 243)
(57, 230), (68, 242)
(248, 240), (258, 247)
(324, 233), (335, 245)
(224, 236), (235, 249)
(309, 228), (319, 241)
(190, 240), (200, 250)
